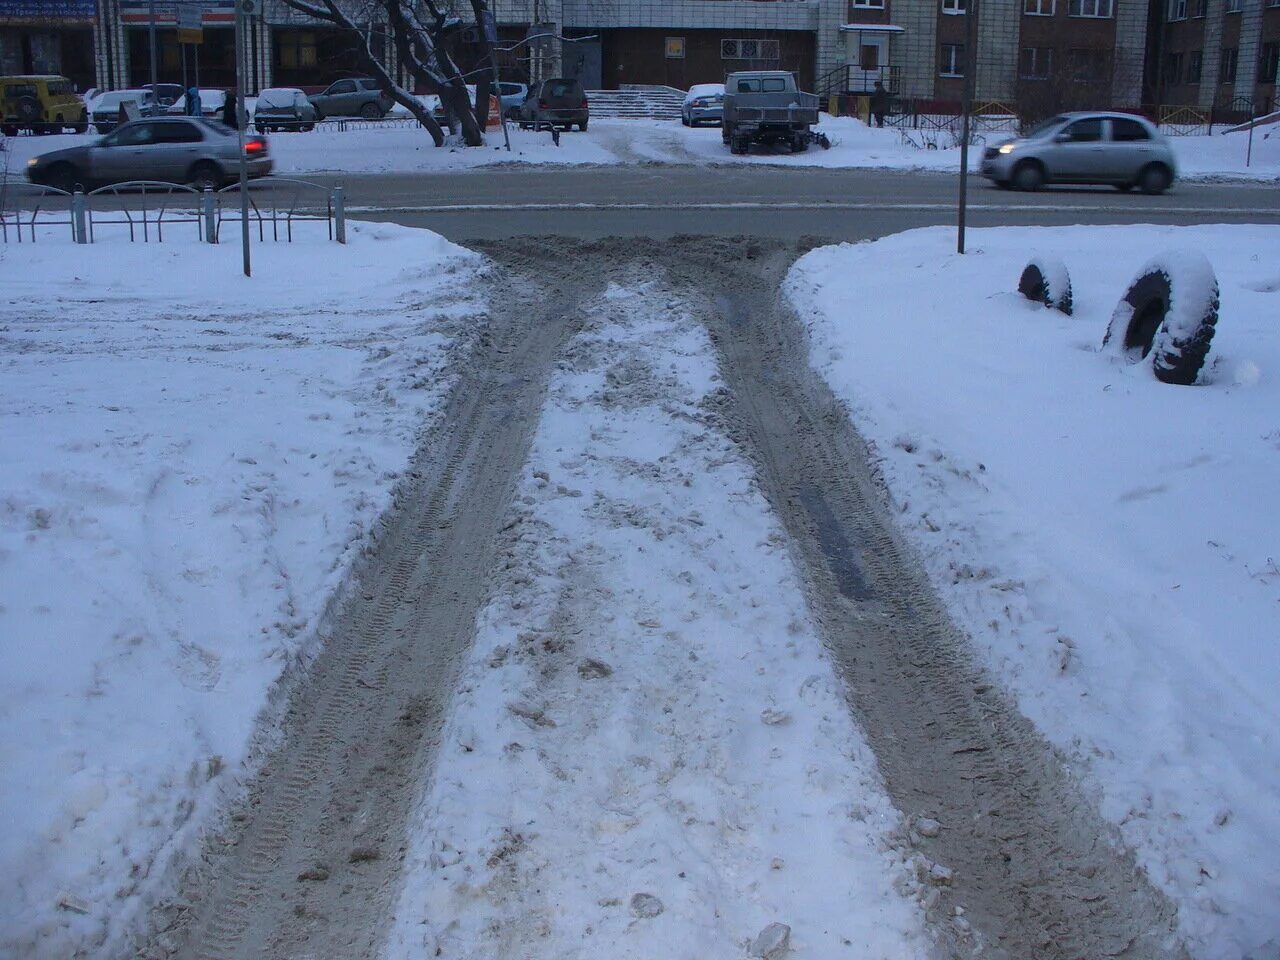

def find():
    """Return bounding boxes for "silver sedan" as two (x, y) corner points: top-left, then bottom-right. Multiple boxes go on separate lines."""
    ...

(25, 116), (272, 192)
(981, 112), (1177, 194)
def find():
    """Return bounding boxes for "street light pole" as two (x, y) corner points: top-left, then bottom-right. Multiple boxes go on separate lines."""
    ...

(957, 0), (980, 254)
(148, 0), (158, 98)
(234, 0), (251, 277)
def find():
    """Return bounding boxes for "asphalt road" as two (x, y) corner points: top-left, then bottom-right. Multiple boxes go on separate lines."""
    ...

(308, 166), (1279, 241)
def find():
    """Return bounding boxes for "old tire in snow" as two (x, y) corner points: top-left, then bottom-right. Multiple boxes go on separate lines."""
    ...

(1103, 249), (1219, 385)
(1018, 256), (1073, 315)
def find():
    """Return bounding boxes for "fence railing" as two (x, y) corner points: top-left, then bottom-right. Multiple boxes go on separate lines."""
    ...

(0, 176), (345, 245)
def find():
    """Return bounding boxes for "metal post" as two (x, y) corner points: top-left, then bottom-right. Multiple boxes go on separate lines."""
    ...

(1246, 104), (1255, 167)
(194, 41), (200, 88)
(148, 0), (158, 102)
(234, 0), (251, 276)
(334, 186), (346, 243)
(203, 188), (216, 243)
(72, 189), (87, 244)
(956, 0), (979, 254)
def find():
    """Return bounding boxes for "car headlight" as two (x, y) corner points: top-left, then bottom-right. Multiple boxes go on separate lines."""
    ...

(998, 143), (1016, 155)
(27, 158), (40, 168)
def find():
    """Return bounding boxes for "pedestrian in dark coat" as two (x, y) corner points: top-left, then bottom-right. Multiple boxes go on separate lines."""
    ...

(221, 89), (239, 130)
(186, 85), (201, 116)
(870, 81), (890, 129)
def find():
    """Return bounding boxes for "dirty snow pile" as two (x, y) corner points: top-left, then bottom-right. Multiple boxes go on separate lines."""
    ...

(386, 279), (932, 959)
(787, 223), (1280, 960)
(0, 222), (484, 958)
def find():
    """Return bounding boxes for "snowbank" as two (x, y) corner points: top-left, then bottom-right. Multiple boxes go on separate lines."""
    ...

(786, 223), (1280, 960)
(0, 223), (485, 958)
(4, 115), (1275, 180)
(386, 279), (931, 959)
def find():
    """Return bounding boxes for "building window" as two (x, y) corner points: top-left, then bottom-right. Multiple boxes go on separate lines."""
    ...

(1068, 48), (1107, 81)
(276, 30), (318, 69)
(1220, 47), (1238, 82)
(1259, 43), (1278, 83)
(1164, 51), (1184, 85)
(939, 43), (965, 77)
(1167, 0), (1187, 20)
(1188, 50), (1202, 83)
(1192, 0), (1207, 16)
(1068, 0), (1113, 16)
(665, 37), (685, 59)
(721, 39), (781, 60)
(1020, 47), (1053, 78)
(1024, 0), (1056, 13)
(942, 0), (967, 13)
(851, 0), (886, 8)
(1225, 0), (1241, 11)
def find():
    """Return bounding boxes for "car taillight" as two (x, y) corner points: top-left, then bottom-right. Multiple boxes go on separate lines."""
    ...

(538, 99), (548, 109)
(580, 99), (588, 108)
(244, 138), (265, 154)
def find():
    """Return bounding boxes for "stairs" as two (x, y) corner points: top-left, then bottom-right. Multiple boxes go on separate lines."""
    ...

(586, 85), (685, 121)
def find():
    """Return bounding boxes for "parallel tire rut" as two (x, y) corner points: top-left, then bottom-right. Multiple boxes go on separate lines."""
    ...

(140, 261), (586, 960)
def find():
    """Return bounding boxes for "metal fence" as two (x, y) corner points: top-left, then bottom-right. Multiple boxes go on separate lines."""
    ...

(0, 176), (345, 244)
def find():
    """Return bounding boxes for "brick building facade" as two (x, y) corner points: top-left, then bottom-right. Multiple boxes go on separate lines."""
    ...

(1154, 0), (1278, 115)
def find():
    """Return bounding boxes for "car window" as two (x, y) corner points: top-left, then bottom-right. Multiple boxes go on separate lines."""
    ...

(153, 120), (203, 144)
(295, 92), (307, 107)
(110, 122), (159, 146)
(1027, 114), (1067, 137)
(6, 83), (37, 99)
(762, 77), (787, 92)
(358, 79), (378, 90)
(1110, 117), (1150, 141)
(737, 79), (760, 92)
(545, 80), (579, 98)
(328, 80), (357, 95)
(1063, 118), (1103, 142)
(48, 80), (72, 97)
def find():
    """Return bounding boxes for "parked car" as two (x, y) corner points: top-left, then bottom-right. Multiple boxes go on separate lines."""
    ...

(981, 112), (1177, 194)
(91, 89), (158, 133)
(142, 83), (185, 109)
(497, 81), (528, 119)
(721, 71), (818, 154)
(516, 77), (588, 131)
(1, 75), (88, 135)
(254, 87), (318, 132)
(308, 77), (393, 119)
(25, 116), (271, 192)
(168, 88), (228, 119)
(428, 85), (476, 125)
(682, 83), (724, 127)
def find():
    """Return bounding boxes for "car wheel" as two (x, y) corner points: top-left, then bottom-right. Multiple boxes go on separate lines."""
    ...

(302, 123), (315, 132)
(1013, 160), (1045, 191)
(682, 114), (690, 126)
(360, 103), (383, 120)
(1103, 251), (1218, 384)
(72, 118), (88, 134)
(579, 120), (588, 132)
(1138, 163), (1171, 195)
(45, 163), (80, 194)
(95, 124), (110, 135)
(1, 124), (17, 137)
(255, 123), (266, 134)
(1115, 182), (1133, 193)
(189, 161), (222, 192)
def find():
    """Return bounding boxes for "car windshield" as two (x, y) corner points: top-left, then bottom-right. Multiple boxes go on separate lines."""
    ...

(257, 89), (298, 108)
(1026, 114), (1068, 138)
(545, 80), (579, 98)
(97, 91), (150, 108)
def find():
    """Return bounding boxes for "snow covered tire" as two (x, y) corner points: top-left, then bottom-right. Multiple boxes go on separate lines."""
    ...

(1018, 256), (1073, 315)
(1103, 250), (1219, 385)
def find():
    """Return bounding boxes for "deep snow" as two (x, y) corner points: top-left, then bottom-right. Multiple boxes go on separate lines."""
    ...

(0, 224), (485, 957)
(3, 115), (1275, 180)
(786, 224), (1280, 960)
(385, 279), (932, 959)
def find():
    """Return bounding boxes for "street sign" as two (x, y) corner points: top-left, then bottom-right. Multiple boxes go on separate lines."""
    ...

(176, 4), (202, 43)
(480, 10), (497, 45)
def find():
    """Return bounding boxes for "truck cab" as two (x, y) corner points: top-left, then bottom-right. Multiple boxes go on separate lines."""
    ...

(721, 70), (818, 154)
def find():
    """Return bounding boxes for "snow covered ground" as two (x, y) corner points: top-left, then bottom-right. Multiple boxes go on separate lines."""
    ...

(786, 224), (1280, 960)
(385, 278), (932, 960)
(0, 224), (485, 958)
(3, 115), (1275, 180)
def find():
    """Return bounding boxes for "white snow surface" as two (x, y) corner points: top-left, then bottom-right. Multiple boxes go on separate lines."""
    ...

(0, 223), (485, 958)
(4, 115), (1276, 179)
(385, 280), (931, 960)
(786, 224), (1280, 960)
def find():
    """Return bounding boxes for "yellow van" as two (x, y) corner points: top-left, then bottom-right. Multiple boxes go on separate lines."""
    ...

(1, 75), (88, 136)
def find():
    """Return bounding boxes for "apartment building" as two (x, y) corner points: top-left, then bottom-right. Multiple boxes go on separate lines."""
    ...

(36, 0), (1271, 117)
(1155, 0), (1278, 113)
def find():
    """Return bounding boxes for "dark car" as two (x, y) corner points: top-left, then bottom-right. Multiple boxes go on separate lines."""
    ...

(254, 87), (318, 132)
(25, 116), (271, 192)
(516, 78), (588, 132)
(308, 77), (393, 119)
(91, 89), (158, 133)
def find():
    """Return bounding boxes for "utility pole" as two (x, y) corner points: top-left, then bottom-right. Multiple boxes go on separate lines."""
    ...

(148, 0), (158, 103)
(234, 0), (251, 277)
(957, 0), (980, 254)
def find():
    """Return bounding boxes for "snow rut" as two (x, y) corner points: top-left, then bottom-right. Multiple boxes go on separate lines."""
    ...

(141, 260), (586, 960)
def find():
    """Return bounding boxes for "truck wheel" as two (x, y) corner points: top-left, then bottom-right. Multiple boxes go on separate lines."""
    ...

(792, 135), (808, 153)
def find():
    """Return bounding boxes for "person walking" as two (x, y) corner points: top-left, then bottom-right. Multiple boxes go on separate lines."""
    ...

(870, 80), (890, 129)
(221, 88), (239, 130)
(186, 84), (201, 117)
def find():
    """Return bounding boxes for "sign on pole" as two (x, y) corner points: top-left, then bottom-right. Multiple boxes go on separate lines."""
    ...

(177, 4), (203, 44)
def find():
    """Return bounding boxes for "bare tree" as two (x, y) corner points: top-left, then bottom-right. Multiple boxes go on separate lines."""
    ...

(278, 0), (498, 147)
